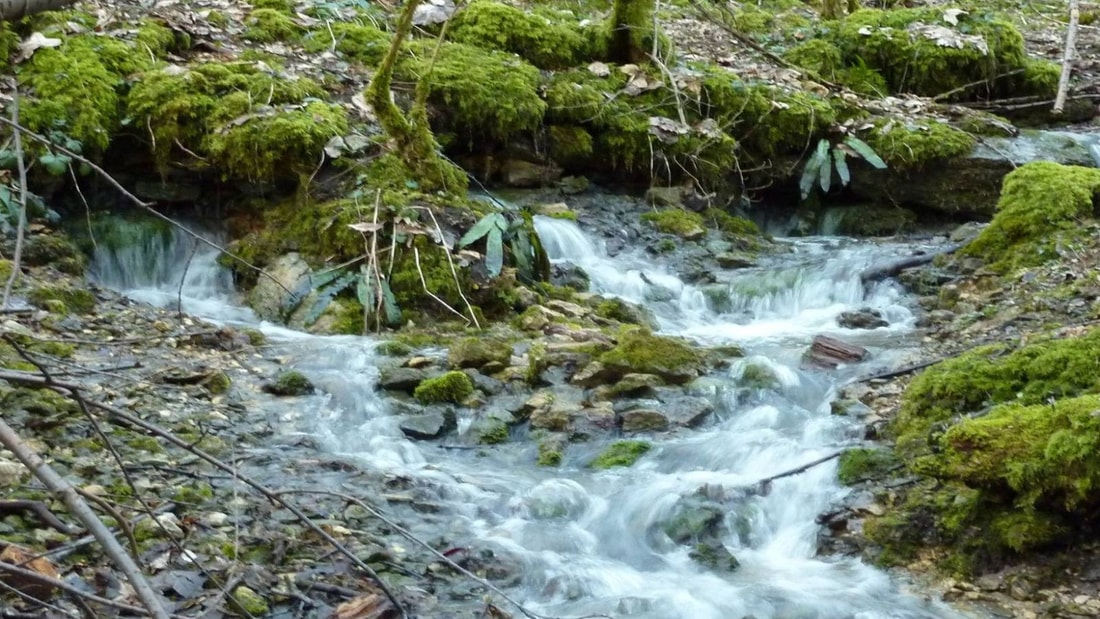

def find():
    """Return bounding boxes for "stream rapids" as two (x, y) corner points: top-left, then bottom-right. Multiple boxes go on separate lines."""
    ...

(88, 213), (976, 619)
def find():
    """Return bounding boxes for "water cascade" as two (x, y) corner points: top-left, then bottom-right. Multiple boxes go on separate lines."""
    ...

(90, 215), (970, 619)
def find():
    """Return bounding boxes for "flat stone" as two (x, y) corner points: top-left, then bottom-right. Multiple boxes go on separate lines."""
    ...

(378, 366), (428, 393)
(662, 395), (715, 428)
(715, 253), (755, 269)
(399, 411), (455, 440)
(545, 299), (588, 318)
(620, 408), (669, 432)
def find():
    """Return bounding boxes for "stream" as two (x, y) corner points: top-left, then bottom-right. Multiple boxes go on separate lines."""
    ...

(89, 213), (972, 619)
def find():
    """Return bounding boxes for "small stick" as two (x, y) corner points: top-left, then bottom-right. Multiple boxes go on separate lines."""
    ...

(1054, 0), (1081, 113)
(2, 80), (29, 309)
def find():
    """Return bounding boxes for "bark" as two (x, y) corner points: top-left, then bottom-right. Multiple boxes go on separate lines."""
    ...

(804, 335), (869, 369)
(1054, 0), (1080, 114)
(609, 0), (655, 64)
(364, 0), (464, 193)
(0, 0), (77, 21)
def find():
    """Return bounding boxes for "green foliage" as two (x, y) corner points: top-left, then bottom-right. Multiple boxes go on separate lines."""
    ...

(398, 41), (545, 146)
(641, 209), (705, 237)
(302, 21), (391, 65)
(548, 125), (595, 166)
(591, 440), (651, 469)
(799, 135), (887, 199)
(600, 328), (704, 384)
(702, 208), (760, 237)
(860, 118), (975, 170)
(414, 371), (474, 404)
(837, 448), (898, 484)
(265, 370), (315, 396)
(449, 1), (589, 69)
(252, 0), (295, 12)
(127, 62), (333, 180)
(242, 8), (304, 43)
(459, 211), (549, 282)
(964, 163), (1100, 272)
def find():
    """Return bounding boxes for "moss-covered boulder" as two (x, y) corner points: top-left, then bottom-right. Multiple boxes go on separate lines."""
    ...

(590, 440), (651, 469)
(263, 370), (315, 396)
(641, 209), (706, 239)
(27, 285), (95, 314)
(447, 337), (513, 370)
(600, 329), (705, 384)
(414, 371), (474, 404)
(831, 8), (1057, 101)
(449, 1), (590, 69)
(859, 118), (975, 171)
(963, 162), (1100, 272)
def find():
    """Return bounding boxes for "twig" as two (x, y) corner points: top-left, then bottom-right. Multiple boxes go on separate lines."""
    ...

(0, 561), (163, 616)
(754, 451), (842, 492)
(0, 417), (171, 619)
(0, 115), (293, 298)
(1054, 0), (1080, 113)
(930, 68), (1026, 102)
(415, 206), (480, 328)
(0, 369), (409, 619)
(2, 80), (28, 309)
(413, 246), (472, 324)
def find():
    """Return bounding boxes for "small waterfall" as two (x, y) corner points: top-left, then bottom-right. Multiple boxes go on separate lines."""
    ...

(90, 212), (966, 619)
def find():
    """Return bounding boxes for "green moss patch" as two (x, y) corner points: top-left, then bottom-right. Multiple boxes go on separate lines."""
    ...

(600, 328), (704, 384)
(242, 8), (304, 43)
(27, 285), (95, 314)
(414, 371), (474, 404)
(264, 370), (315, 396)
(449, 1), (589, 69)
(963, 162), (1100, 272)
(641, 209), (705, 237)
(860, 118), (975, 170)
(837, 447), (898, 485)
(590, 440), (651, 469)
(302, 21), (391, 65)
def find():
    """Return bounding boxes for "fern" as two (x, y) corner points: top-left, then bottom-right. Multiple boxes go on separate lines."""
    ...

(799, 135), (889, 200)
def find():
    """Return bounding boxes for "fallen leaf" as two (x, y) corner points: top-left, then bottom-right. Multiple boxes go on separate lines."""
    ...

(942, 9), (968, 26)
(333, 593), (393, 619)
(587, 61), (610, 77)
(0, 545), (59, 600)
(15, 32), (62, 63)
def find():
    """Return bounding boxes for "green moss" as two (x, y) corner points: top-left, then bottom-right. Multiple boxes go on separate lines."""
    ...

(449, 1), (588, 69)
(27, 285), (95, 314)
(135, 20), (181, 57)
(230, 586), (269, 617)
(894, 328), (1100, 454)
(832, 8), (1056, 100)
(265, 370), (315, 396)
(414, 371), (474, 404)
(302, 21), (391, 66)
(242, 329), (267, 346)
(537, 439), (563, 466)
(204, 100), (348, 182)
(448, 336), (513, 369)
(0, 23), (18, 69)
(19, 34), (155, 152)
(641, 209), (705, 237)
(548, 125), (595, 166)
(3, 387), (77, 416)
(859, 119), (975, 170)
(243, 8), (304, 43)
(207, 10), (229, 27)
(376, 341), (413, 356)
(837, 447), (898, 485)
(591, 440), (651, 469)
(172, 482), (215, 504)
(398, 41), (545, 146)
(738, 363), (778, 390)
(203, 371), (232, 395)
(252, 0), (295, 12)
(703, 208), (760, 237)
(963, 163), (1100, 272)
(127, 61), (327, 176)
(479, 422), (509, 444)
(600, 328), (703, 383)
(127, 436), (164, 453)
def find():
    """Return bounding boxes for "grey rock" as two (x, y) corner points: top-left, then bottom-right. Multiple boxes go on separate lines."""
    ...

(619, 408), (669, 432)
(378, 366), (428, 393)
(715, 252), (756, 269)
(550, 263), (591, 292)
(662, 395), (715, 428)
(837, 309), (889, 330)
(399, 410), (456, 440)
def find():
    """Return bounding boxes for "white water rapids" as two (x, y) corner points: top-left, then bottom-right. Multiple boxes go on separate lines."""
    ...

(90, 216), (973, 619)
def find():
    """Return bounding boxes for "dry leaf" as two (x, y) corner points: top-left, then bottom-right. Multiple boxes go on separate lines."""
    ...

(0, 545), (59, 600)
(587, 61), (610, 77)
(942, 9), (967, 26)
(15, 32), (62, 63)
(348, 222), (385, 233)
(332, 593), (393, 619)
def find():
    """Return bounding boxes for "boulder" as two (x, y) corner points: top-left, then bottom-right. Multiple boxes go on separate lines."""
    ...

(837, 309), (889, 330)
(662, 395), (715, 428)
(448, 337), (513, 370)
(600, 330), (705, 385)
(247, 253), (310, 321)
(399, 410), (456, 440)
(619, 408), (670, 432)
(378, 366), (428, 393)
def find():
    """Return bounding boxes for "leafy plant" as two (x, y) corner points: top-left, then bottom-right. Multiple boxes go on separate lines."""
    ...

(799, 134), (887, 200)
(459, 211), (548, 283)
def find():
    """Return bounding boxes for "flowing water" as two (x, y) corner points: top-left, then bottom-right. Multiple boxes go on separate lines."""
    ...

(89, 216), (971, 619)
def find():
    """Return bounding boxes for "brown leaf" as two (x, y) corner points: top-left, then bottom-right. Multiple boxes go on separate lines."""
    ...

(0, 544), (59, 600)
(331, 593), (393, 619)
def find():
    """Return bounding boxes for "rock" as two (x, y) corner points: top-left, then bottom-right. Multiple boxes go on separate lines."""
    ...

(399, 410), (456, 440)
(378, 366), (428, 393)
(558, 175), (589, 194)
(448, 337), (513, 370)
(803, 335), (869, 369)
(662, 395), (715, 428)
(592, 297), (658, 329)
(619, 408), (669, 432)
(715, 252), (756, 269)
(662, 494), (725, 544)
(0, 459), (24, 487)
(535, 202), (575, 218)
(612, 373), (662, 397)
(689, 541), (740, 572)
(465, 369), (503, 395)
(645, 185), (686, 208)
(571, 361), (618, 388)
(501, 158), (562, 187)
(518, 305), (567, 331)
(545, 299), (588, 319)
(529, 385), (586, 431)
(413, 371), (474, 404)
(837, 308), (889, 330)
(550, 263), (590, 292)
(263, 370), (314, 396)
(600, 330), (704, 385)
(247, 253), (310, 321)
(518, 390), (554, 421)
(405, 356), (434, 369)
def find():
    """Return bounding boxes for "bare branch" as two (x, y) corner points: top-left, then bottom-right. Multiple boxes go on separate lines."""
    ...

(2, 80), (28, 309)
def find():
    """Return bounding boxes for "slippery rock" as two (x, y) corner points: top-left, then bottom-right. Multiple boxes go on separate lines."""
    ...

(803, 335), (869, 369)
(619, 408), (670, 432)
(837, 308), (889, 330)
(399, 410), (456, 440)
(378, 366), (429, 393)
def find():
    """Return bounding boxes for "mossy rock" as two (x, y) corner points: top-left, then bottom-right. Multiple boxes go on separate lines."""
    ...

(126, 61), (329, 178)
(21, 233), (87, 274)
(230, 586), (269, 617)
(859, 118), (975, 170)
(448, 336), (513, 370)
(600, 329), (704, 384)
(398, 41), (545, 147)
(264, 370), (315, 396)
(641, 209), (706, 238)
(836, 447), (898, 485)
(449, 1), (590, 69)
(242, 8), (304, 43)
(738, 362), (779, 390)
(27, 285), (95, 314)
(478, 422), (509, 445)
(590, 440), (651, 469)
(414, 371), (474, 404)
(963, 162), (1100, 272)
(831, 8), (1057, 100)
(302, 21), (391, 65)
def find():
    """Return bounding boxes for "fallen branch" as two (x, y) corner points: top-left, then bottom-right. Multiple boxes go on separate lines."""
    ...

(853, 357), (943, 383)
(754, 451), (842, 495)
(1054, 0), (1081, 114)
(0, 369), (409, 619)
(859, 243), (962, 284)
(0, 417), (171, 619)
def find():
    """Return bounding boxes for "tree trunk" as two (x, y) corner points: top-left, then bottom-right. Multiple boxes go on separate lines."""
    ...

(609, 0), (655, 64)
(364, 0), (466, 194)
(0, 0), (77, 21)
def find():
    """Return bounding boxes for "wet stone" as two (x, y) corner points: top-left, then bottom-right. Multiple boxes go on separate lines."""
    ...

(620, 408), (669, 432)
(837, 308), (889, 330)
(378, 366), (428, 393)
(399, 410), (456, 440)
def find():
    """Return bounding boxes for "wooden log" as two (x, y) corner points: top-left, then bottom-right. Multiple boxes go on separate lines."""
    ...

(859, 243), (962, 284)
(804, 335), (869, 369)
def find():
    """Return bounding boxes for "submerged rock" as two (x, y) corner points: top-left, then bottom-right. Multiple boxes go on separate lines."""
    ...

(837, 309), (889, 330)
